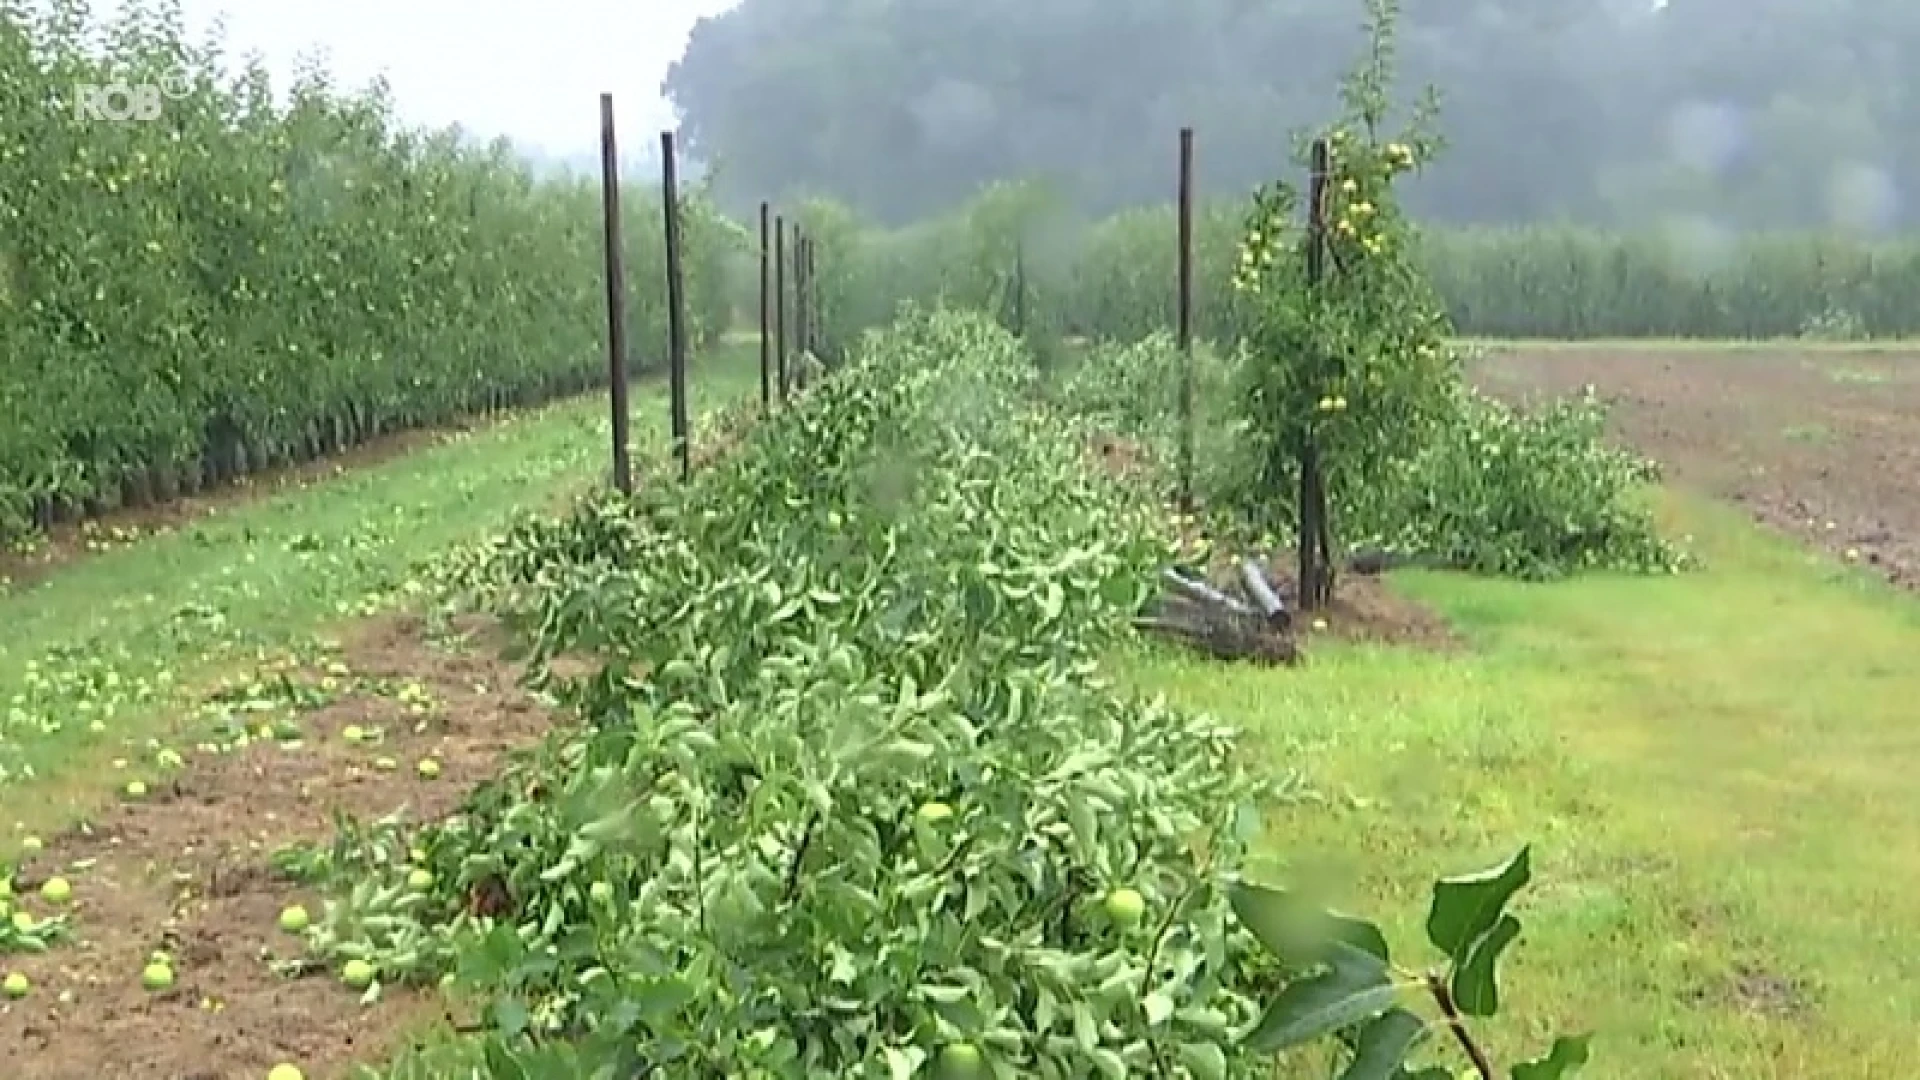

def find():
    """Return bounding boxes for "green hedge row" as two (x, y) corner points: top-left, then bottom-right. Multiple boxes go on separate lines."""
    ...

(803, 182), (1920, 345)
(0, 3), (735, 541)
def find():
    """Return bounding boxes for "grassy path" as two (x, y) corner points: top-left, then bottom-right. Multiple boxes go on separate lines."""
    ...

(0, 348), (757, 853)
(1121, 492), (1920, 1078)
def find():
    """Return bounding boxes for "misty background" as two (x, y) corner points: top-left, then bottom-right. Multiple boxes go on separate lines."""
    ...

(659, 0), (1915, 234)
(149, 0), (734, 176)
(134, 0), (1915, 237)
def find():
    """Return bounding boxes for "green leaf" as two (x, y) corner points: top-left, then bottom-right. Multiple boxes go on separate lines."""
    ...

(1067, 798), (1099, 855)
(1141, 990), (1175, 1026)
(1511, 1034), (1592, 1079)
(1071, 1001), (1099, 1049)
(1088, 1047), (1128, 1078)
(1228, 880), (1390, 965)
(882, 1046), (925, 1080)
(1451, 913), (1520, 1017)
(1425, 846), (1531, 964)
(1336, 1008), (1428, 1080)
(918, 983), (971, 1004)
(1175, 1042), (1227, 1080)
(1039, 580), (1064, 621)
(491, 996), (530, 1039)
(1045, 746), (1110, 782)
(482, 1039), (532, 1080)
(872, 738), (936, 767)
(1242, 943), (1398, 1053)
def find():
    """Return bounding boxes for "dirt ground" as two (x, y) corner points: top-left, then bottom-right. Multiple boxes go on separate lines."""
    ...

(1473, 344), (1920, 592)
(0, 613), (557, 1080)
(1260, 560), (1462, 650)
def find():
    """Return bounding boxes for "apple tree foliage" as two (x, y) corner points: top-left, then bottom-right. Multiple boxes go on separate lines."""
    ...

(0, 0), (737, 543)
(277, 308), (1587, 1079)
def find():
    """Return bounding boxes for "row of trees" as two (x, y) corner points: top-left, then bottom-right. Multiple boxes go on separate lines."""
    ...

(775, 181), (1920, 346)
(0, 0), (737, 543)
(8, 0), (1910, 547)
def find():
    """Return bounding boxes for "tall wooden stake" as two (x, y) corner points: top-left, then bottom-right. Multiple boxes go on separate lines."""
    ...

(1011, 244), (1027, 337)
(1177, 126), (1195, 513)
(758, 201), (771, 412)
(805, 237), (820, 359)
(660, 130), (690, 481)
(1299, 137), (1333, 610)
(597, 93), (631, 494)
(774, 215), (788, 401)
(794, 231), (809, 389)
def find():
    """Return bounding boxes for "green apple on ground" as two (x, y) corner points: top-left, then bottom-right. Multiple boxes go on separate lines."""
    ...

(141, 960), (175, 991)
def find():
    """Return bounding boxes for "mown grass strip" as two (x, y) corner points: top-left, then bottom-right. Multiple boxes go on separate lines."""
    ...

(1118, 490), (1920, 1078)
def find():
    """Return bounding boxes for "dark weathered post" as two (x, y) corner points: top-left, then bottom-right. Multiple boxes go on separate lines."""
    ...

(805, 236), (821, 358)
(1177, 126), (1195, 513)
(775, 215), (788, 402)
(1298, 137), (1333, 610)
(796, 232), (811, 388)
(1011, 244), (1027, 337)
(790, 230), (804, 390)
(597, 93), (632, 494)
(758, 201), (771, 412)
(660, 130), (690, 481)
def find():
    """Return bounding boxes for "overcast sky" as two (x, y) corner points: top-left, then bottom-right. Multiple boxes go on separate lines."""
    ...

(170, 0), (739, 153)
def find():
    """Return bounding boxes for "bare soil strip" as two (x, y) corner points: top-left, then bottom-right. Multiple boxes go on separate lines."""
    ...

(1475, 344), (1920, 591)
(2, 613), (555, 1079)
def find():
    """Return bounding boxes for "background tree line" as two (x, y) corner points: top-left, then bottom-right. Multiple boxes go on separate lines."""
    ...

(663, 0), (1917, 233)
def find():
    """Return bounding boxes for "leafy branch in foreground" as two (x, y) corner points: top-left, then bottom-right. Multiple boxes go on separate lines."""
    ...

(1229, 846), (1589, 1079)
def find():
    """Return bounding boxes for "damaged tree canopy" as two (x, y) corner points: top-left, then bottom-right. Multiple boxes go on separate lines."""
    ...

(1134, 558), (1298, 665)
